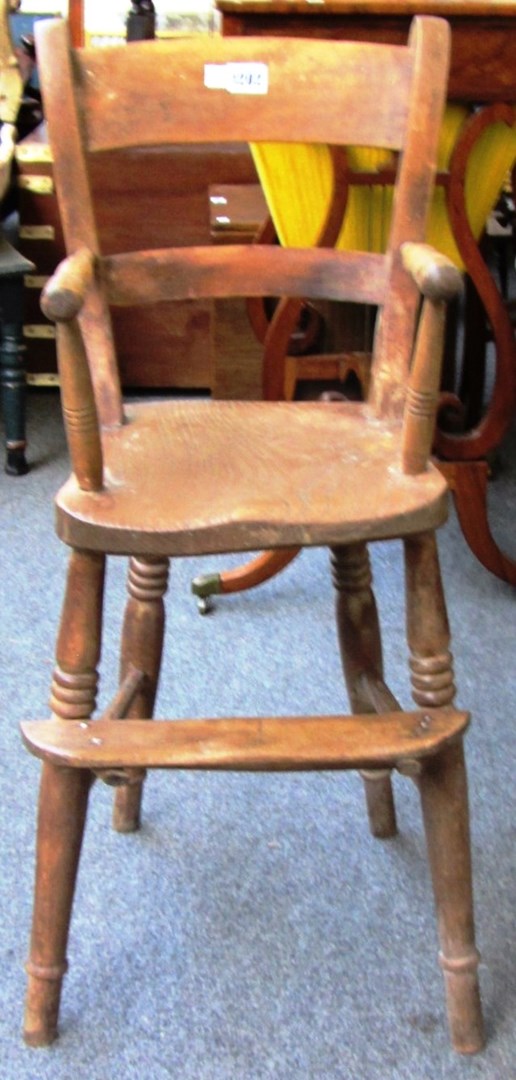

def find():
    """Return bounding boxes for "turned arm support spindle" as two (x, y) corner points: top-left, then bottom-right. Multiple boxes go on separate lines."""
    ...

(41, 248), (103, 491)
(401, 243), (463, 476)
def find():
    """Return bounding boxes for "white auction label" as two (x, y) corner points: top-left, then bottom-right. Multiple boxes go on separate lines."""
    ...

(204, 62), (269, 95)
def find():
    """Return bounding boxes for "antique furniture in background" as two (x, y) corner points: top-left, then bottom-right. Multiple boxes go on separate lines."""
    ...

(0, 234), (34, 473)
(16, 125), (257, 388)
(214, 0), (516, 588)
(0, 0), (36, 475)
(22, 15), (485, 1054)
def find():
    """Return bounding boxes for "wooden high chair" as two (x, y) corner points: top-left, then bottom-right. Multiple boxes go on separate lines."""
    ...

(21, 16), (485, 1054)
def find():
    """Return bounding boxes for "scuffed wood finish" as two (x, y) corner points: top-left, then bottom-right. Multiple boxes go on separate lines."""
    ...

(101, 245), (389, 308)
(401, 242), (462, 302)
(54, 400), (449, 556)
(24, 17), (485, 1055)
(370, 16), (449, 416)
(36, 21), (122, 428)
(21, 708), (469, 772)
(41, 247), (95, 322)
(34, 14), (452, 444)
(76, 37), (414, 153)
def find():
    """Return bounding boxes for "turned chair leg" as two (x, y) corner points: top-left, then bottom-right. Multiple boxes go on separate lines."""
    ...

(24, 765), (92, 1046)
(24, 548), (105, 1046)
(418, 741), (484, 1053)
(404, 532), (484, 1053)
(112, 556), (169, 833)
(330, 543), (397, 838)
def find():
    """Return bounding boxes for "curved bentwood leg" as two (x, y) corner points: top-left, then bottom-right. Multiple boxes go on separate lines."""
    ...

(112, 556), (169, 833)
(330, 543), (397, 839)
(404, 532), (484, 1054)
(191, 547), (300, 614)
(24, 549), (105, 1046)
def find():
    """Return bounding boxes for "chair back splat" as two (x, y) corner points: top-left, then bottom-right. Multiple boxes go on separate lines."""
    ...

(21, 15), (486, 1057)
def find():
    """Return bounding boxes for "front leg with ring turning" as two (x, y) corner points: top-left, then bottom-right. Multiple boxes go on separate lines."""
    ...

(404, 531), (484, 1053)
(24, 548), (105, 1046)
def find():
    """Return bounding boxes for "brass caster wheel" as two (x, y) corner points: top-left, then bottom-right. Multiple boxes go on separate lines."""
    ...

(197, 596), (214, 615)
(192, 571), (221, 614)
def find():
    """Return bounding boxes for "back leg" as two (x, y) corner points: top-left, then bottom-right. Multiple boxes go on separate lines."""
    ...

(330, 543), (397, 838)
(112, 556), (169, 833)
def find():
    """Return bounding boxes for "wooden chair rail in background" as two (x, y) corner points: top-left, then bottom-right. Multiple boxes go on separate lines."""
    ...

(21, 16), (485, 1056)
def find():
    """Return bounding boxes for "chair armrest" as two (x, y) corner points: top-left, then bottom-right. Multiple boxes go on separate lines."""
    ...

(400, 245), (462, 475)
(401, 242), (462, 302)
(41, 247), (95, 321)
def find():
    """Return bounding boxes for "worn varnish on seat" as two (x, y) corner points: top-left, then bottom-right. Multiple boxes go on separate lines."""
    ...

(21, 16), (485, 1055)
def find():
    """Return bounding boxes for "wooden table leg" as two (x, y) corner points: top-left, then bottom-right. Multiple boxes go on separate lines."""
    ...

(439, 459), (516, 585)
(434, 104), (516, 585)
(0, 237), (35, 475)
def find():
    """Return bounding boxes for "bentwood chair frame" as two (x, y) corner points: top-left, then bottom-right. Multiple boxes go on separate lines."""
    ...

(21, 15), (484, 1054)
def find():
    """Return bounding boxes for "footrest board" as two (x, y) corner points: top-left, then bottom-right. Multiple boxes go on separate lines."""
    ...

(21, 709), (469, 773)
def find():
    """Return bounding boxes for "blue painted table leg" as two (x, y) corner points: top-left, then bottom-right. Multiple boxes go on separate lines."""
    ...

(1, 315), (29, 475)
(0, 235), (35, 475)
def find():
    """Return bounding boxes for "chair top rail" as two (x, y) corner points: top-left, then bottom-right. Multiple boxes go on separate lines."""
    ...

(37, 21), (418, 153)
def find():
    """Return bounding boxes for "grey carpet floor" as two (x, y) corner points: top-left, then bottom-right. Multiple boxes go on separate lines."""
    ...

(1, 390), (515, 1079)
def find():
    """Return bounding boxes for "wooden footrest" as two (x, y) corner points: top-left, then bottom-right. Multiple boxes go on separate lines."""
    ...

(21, 709), (469, 773)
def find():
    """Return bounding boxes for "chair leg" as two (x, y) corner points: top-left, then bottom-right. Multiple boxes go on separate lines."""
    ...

(24, 765), (92, 1047)
(330, 543), (397, 838)
(49, 549), (105, 721)
(403, 532), (455, 712)
(404, 532), (484, 1053)
(25, 548), (104, 1046)
(112, 556), (169, 833)
(418, 741), (484, 1054)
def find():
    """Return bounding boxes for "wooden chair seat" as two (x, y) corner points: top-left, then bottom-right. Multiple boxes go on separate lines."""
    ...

(56, 399), (448, 555)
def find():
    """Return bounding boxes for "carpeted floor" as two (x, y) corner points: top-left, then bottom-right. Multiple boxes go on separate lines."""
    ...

(1, 389), (515, 1079)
